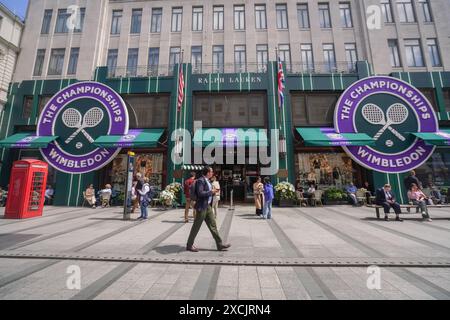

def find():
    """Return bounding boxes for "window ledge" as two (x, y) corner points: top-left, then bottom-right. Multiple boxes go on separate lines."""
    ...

(399, 22), (418, 25)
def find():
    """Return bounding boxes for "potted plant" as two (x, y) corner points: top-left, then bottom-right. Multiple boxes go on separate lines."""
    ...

(165, 182), (182, 205)
(274, 182), (297, 207)
(159, 190), (175, 209)
(324, 188), (348, 205)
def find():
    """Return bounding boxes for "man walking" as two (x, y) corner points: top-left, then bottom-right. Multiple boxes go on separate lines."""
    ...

(186, 166), (231, 252)
(375, 184), (403, 221)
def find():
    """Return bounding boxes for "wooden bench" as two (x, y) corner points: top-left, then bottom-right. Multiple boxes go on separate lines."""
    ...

(366, 204), (450, 219)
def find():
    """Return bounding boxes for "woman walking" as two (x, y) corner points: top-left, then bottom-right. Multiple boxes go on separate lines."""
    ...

(211, 175), (221, 219)
(253, 177), (265, 216)
(138, 177), (151, 220)
(263, 177), (274, 219)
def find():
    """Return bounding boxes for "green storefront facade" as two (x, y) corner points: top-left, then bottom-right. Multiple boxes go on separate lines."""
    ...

(0, 60), (449, 206)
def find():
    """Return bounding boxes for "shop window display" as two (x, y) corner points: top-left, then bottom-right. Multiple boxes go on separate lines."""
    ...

(134, 153), (164, 190)
(295, 152), (355, 189)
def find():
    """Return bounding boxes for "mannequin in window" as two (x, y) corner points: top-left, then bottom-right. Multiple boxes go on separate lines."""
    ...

(307, 168), (317, 185)
(313, 159), (321, 185)
(333, 167), (342, 188)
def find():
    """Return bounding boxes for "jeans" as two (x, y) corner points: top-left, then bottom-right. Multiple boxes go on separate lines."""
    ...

(263, 200), (272, 219)
(140, 200), (148, 219)
(411, 199), (430, 218)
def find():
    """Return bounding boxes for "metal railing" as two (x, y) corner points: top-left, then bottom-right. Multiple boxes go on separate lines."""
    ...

(107, 61), (357, 78)
(286, 61), (357, 74)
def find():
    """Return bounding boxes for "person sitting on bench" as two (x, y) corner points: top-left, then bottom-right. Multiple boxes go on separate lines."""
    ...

(375, 184), (403, 222)
(407, 183), (432, 222)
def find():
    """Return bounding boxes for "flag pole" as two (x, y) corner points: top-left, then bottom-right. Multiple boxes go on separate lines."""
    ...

(275, 47), (282, 134)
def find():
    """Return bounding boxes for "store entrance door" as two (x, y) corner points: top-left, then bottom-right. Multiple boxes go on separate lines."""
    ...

(213, 164), (260, 204)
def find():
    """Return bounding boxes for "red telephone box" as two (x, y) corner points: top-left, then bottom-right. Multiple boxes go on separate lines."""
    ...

(5, 160), (48, 219)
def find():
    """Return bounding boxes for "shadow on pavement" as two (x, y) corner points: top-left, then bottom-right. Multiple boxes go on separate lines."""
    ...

(153, 244), (185, 254)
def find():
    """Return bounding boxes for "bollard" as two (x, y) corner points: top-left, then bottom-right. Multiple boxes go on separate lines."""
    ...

(228, 189), (235, 211)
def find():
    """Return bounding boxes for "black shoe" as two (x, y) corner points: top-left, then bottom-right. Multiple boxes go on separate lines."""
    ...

(384, 216), (389, 221)
(217, 243), (231, 251)
(395, 216), (403, 222)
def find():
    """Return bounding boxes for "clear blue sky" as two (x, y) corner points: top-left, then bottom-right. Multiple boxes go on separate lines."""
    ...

(1, 0), (29, 20)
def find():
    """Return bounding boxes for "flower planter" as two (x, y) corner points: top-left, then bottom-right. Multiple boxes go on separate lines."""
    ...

(278, 198), (296, 207)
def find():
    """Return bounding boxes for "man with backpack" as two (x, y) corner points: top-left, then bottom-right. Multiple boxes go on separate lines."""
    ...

(186, 166), (231, 252)
(184, 171), (197, 223)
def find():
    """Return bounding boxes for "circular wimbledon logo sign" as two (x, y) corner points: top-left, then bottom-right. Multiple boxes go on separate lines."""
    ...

(334, 76), (438, 174)
(37, 81), (128, 174)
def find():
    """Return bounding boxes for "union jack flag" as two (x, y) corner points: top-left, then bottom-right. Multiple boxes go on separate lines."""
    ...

(177, 66), (185, 112)
(277, 56), (285, 109)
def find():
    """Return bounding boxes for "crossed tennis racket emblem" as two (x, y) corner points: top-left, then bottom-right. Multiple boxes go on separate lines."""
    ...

(362, 103), (409, 142)
(62, 107), (104, 144)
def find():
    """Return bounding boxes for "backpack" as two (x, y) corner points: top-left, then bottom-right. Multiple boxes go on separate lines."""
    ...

(189, 179), (198, 201)
(141, 183), (152, 207)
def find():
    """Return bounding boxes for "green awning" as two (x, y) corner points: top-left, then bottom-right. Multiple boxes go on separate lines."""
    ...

(410, 130), (450, 146)
(0, 133), (58, 148)
(296, 127), (375, 147)
(94, 129), (164, 148)
(193, 128), (268, 147)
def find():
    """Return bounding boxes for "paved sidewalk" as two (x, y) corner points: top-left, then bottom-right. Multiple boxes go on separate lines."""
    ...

(0, 205), (450, 300)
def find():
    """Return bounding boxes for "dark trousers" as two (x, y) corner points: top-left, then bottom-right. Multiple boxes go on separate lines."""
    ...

(187, 205), (223, 249)
(381, 201), (401, 215)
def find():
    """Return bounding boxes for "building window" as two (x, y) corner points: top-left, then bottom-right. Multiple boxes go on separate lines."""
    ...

(427, 39), (441, 67)
(124, 95), (170, 128)
(234, 45), (246, 72)
(255, 5), (267, 29)
(111, 10), (122, 34)
(291, 93), (340, 126)
(33, 49), (46, 76)
(444, 90), (450, 112)
(213, 6), (224, 30)
(319, 3), (332, 28)
(127, 48), (139, 77)
(381, 0), (394, 23)
(256, 44), (268, 72)
(148, 48), (159, 76)
(212, 46), (224, 73)
(234, 5), (245, 30)
(169, 47), (181, 75)
(344, 43), (357, 72)
(415, 148), (450, 187)
(397, 0), (416, 23)
(193, 93), (266, 127)
(191, 46), (202, 74)
(151, 8), (162, 33)
(276, 4), (288, 29)
(48, 49), (65, 75)
(130, 9), (142, 34)
(22, 96), (33, 119)
(73, 8), (86, 33)
(67, 48), (79, 75)
(107, 49), (118, 77)
(278, 44), (291, 72)
(323, 44), (336, 73)
(297, 4), (310, 29)
(404, 39), (424, 67)
(192, 6), (203, 31)
(41, 9), (52, 34)
(171, 7), (182, 32)
(388, 39), (401, 67)
(55, 9), (70, 33)
(300, 44), (314, 73)
(419, 0), (433, 22)
(339, 2), (353, 27)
